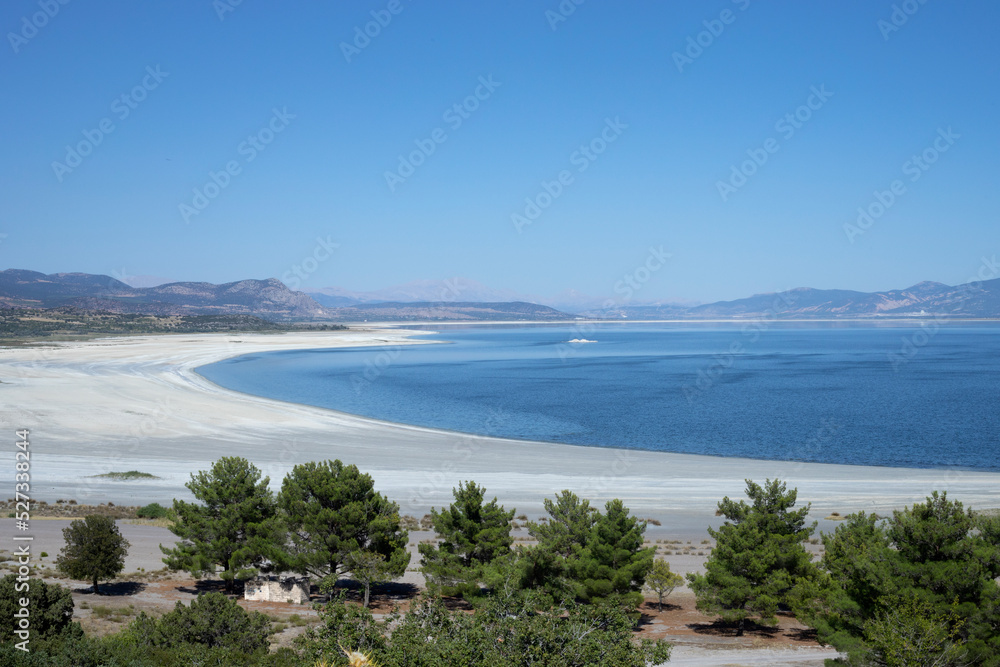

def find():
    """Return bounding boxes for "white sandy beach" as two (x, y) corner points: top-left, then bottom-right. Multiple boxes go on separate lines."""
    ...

(1, 328), (998, 534)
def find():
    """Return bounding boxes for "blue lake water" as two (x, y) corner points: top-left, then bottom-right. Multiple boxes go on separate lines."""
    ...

(197, 323), (1000, 471)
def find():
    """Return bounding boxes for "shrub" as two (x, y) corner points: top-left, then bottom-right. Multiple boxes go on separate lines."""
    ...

(0, 575), (80, 642)
(136, 502), (168, 519)
(128, 591), (270, 653)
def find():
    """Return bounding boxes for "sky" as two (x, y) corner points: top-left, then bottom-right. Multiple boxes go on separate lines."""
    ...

(1, 1), (997, 304)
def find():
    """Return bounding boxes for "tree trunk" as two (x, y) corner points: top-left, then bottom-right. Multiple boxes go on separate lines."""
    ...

(736, 617), (745, 637)
(657, 595), (663, 612)
(93, 576), (100, 595)
(363, 582), (371, 608)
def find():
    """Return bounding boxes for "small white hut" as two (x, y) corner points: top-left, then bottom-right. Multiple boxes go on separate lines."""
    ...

(244, 575), (310, 604)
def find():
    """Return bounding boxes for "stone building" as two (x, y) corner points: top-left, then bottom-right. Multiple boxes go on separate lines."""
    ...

(244, 575), (310, 604)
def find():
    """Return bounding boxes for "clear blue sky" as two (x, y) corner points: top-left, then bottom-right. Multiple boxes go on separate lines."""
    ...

(1, 1), (997, 303)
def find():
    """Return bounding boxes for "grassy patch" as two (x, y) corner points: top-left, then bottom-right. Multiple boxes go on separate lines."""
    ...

(91, 471), (160, 480)
(90, 605), (135, 622)
(124, 517), (174, 528)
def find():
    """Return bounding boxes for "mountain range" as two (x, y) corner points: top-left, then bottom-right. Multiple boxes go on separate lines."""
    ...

(2, 269), (999, 321)
(0, 270), (327, 320)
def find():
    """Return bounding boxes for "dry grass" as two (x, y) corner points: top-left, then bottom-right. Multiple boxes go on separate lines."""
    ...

(123, 517), (174, 528)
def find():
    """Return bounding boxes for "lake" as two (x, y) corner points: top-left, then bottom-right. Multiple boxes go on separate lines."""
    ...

(196, 322), (1000, 471)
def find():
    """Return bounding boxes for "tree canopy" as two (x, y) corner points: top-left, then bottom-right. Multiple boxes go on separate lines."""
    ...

(128, 592), (271, 654)
(161, 456), (281, 591)
(276, 459), (409, 587)
(0, 576), (79, 643)
(56, 515), (130, 594)
(645, 559), (683, 612)
(688, 478), (819, 635)
(802, 492), (1000, 665)
(571, 498), (654, 608)
(419, 481), (514, 599)
(299, 589), (672, 667)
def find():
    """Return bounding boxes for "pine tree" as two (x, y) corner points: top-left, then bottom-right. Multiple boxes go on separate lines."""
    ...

(571, 498), (654, 608)
(687, 478), (818, 636)
(807, 492), (1000, 665)
(528, 490), (597, 557)
(418, 481), (514, 599)
(276, 460), (409, 586)
(521, 490), (597, 599)
(160, 457), (281, 591)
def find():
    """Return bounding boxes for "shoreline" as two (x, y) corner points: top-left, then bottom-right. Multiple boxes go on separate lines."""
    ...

(193, 358), (996, 477)
(1, 328), (998, 536)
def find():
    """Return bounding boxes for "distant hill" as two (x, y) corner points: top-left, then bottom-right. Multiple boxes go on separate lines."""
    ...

(322, 301), (573, 322)
(4, 269), (999, 322)
(0, 270), (573, 323)
(0, 270), (328, 321)
(573, 279), (1000, 319)
(677, 279), (1000, 319)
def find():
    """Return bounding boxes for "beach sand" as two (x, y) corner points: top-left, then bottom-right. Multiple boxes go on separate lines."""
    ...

(1, 328), (997, 534)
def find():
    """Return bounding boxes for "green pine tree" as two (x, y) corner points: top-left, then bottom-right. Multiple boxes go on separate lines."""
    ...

(571, 498), (654, 608)
(160, 457), (281, 591)
(521, 490), (598, 599)
(529, 490), (598, 557)
(687, 478), (818, 636)
(418, 481), (514, 599)
(276, 460), (409, 587)
(805, 492), (1000, 665)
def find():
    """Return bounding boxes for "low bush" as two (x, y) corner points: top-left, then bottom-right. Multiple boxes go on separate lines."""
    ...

(136, 502), (168, 519)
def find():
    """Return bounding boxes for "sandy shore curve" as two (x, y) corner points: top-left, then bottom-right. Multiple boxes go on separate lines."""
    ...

(1, 328), (997, 536)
